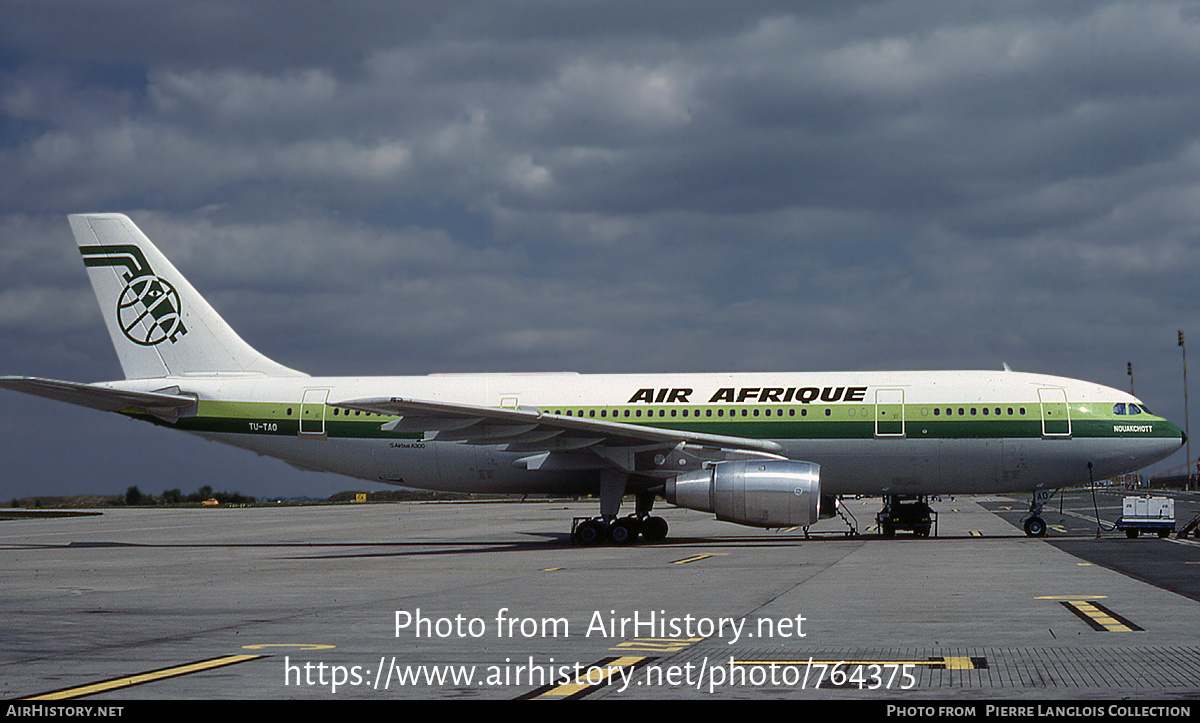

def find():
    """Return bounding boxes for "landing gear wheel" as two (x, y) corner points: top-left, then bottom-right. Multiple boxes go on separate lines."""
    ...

(573, 519), (605, 546)
(1024, 516), (1047, 538)
(641, 516), (669, 542)
(607, 518), (639, 545)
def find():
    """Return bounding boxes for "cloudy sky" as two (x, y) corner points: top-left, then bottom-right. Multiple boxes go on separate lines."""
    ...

(2, 1), (1199, 500)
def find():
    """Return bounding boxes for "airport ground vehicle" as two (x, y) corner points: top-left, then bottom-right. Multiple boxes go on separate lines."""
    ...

(1116, 495), (1175, 538)
(876, 495), (936, 537)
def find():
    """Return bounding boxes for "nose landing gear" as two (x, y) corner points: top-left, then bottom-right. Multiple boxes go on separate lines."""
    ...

(1021, 489), (1052, 537)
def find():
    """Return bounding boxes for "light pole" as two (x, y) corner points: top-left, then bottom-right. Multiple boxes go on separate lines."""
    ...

(1181, 331), (1192, 490)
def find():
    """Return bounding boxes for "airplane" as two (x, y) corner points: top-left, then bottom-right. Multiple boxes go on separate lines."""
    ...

(0, 214), (1186, 543)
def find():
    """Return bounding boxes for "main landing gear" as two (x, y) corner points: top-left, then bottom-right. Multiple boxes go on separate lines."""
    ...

(571, 513), (669, 546)
(572, 482), (669, 546)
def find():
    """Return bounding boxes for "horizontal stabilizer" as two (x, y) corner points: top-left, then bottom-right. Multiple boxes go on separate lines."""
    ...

(0, 376), (197, 423)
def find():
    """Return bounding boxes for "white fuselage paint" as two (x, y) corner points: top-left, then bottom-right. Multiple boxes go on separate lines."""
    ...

(107, 369), (1184, 499)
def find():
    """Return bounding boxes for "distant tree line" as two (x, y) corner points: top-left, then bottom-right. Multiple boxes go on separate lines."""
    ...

(123, 485), (255, 506)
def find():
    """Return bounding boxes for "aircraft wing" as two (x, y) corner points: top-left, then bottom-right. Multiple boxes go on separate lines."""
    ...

(0, 376), (198, 423)
(332, 396), (785, 473)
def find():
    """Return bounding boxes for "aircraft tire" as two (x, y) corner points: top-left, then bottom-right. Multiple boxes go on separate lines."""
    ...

(1024, 516), (1047, 538)
(641, 516), (669, 542)
(607, 518), (639, 545)
(574, 519), (606, 546)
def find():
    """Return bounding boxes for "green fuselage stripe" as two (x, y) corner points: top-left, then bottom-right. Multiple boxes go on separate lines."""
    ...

(124, 400), (1177, 440)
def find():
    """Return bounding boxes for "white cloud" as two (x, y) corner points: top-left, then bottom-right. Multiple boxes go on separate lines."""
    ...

(503, 154), (553, 194)
(545, 60), (696, 132)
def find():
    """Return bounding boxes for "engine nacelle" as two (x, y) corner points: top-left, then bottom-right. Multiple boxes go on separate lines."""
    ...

(665, 460), (821, 528)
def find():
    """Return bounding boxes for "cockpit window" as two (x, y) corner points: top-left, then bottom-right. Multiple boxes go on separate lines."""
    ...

(1138, 404), (1153, 415)
(1128, 404), (1142, 415)
(1113, 403), (1126, 415)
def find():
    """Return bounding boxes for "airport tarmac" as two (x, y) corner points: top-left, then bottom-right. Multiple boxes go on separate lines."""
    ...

(3, 494), (1200, 701)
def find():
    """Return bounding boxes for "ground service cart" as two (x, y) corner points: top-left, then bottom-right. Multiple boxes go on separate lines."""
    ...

(1116, 495), (1175, 538)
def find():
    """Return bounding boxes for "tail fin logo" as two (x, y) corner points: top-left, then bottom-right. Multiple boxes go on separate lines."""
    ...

(81, 244), (188, 347)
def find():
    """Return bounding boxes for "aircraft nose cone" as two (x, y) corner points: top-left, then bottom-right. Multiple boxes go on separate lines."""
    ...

(1169, 419), (1187, 447)
(1169, 421), (1187, 453)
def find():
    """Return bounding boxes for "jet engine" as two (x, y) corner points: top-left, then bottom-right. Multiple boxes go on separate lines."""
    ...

(665, 460), (821, 528)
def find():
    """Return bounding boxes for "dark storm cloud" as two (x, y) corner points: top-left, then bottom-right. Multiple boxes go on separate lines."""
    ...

(2, 1), (1199, 497)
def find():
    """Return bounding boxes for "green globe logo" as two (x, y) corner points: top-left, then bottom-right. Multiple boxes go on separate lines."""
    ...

(117, 275), (187, 346)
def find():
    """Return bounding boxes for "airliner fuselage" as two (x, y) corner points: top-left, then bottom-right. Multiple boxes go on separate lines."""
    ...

(105, 368), (1180, 497)
(0, 214), (1186, 544)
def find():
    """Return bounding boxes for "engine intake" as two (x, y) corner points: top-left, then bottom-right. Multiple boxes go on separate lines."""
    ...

(665, 460), (821, 528)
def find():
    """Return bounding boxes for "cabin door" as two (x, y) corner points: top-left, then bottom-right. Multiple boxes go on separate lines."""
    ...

(300, 388), (329, 437)
(875, 388), (905, 437)
(1037, 387), (1071, 437)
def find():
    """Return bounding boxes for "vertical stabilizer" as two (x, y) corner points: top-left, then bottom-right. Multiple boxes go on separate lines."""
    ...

(69, 214), (307, 380)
